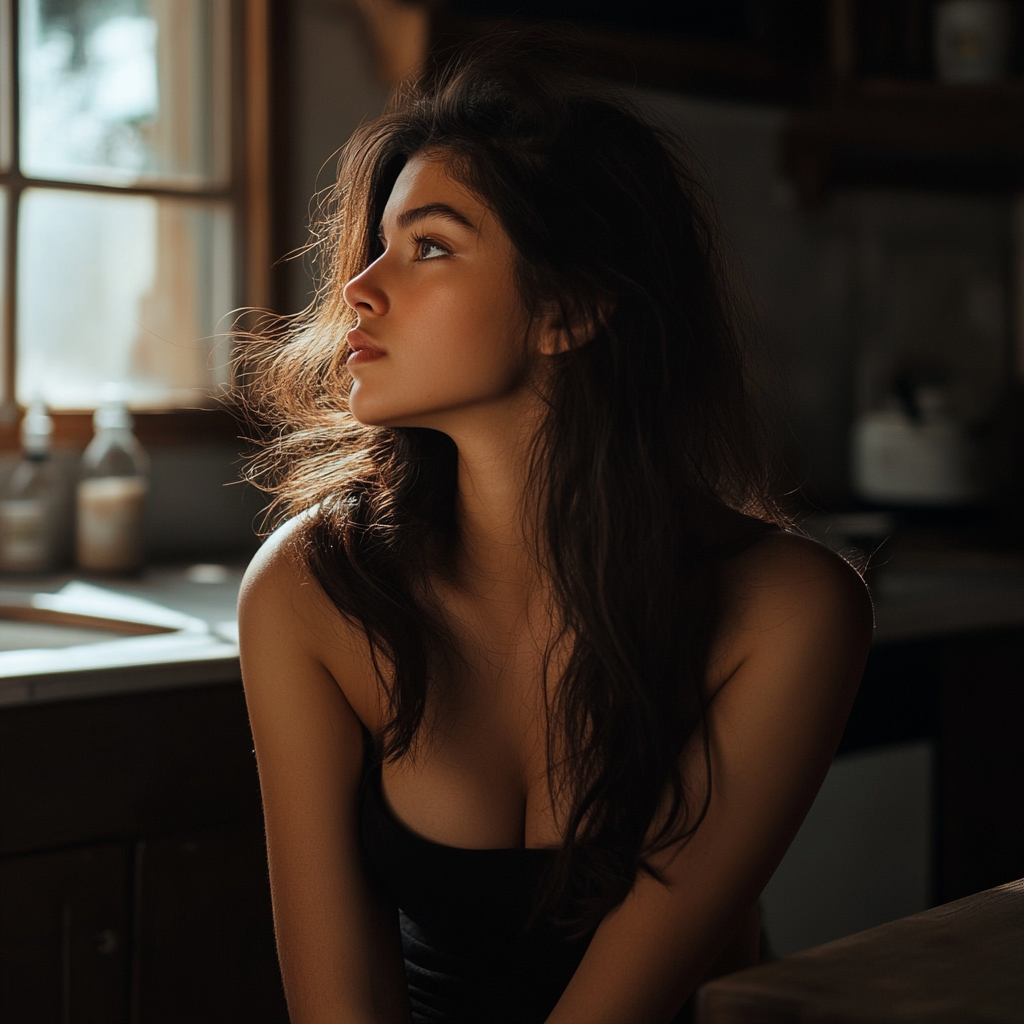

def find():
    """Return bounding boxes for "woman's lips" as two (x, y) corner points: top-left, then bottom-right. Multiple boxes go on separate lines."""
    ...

(347, 328), (386, 365)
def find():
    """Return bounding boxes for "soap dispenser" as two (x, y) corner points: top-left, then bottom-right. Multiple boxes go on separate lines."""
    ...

(0, 398), (61, 572)
(76, 394), (149, 573)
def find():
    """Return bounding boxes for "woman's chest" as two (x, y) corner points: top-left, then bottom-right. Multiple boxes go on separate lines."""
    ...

(388, 632), (564, 849)
(328, 611), (567, 849)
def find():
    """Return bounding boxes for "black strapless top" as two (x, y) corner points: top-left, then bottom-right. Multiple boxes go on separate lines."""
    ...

(356, 519), (778, 1021)
(359, 766), (594, 1023)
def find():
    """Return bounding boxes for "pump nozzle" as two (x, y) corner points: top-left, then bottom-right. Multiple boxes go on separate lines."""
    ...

(21, 397), (53, 458)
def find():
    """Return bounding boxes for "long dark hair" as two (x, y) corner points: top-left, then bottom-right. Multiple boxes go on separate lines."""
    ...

(242, 38), (787, 932)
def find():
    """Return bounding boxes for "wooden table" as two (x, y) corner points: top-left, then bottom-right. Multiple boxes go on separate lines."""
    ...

(696, 879), (1024, 1023)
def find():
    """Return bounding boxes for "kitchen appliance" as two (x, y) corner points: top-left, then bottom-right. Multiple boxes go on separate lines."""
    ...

(934, 0), (1013, 82)
(851, 384), (984, 506)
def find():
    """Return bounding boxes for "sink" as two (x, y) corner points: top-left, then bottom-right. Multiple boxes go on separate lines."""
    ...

(0, 577), (239, 705)
(0, 620), (127, 651)
(0, 581), (189, 656)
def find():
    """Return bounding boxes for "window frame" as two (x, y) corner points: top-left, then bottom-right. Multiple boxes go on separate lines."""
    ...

(0, 0), (269, 449)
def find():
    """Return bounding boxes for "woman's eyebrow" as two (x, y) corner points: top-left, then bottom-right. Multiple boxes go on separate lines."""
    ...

(395, 202), (477, 232)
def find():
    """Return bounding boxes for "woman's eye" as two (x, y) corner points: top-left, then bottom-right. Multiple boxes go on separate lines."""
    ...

(416, 237), (449, 260)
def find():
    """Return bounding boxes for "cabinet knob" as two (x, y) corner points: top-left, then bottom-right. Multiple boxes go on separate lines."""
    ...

(95, 929), (120, 955)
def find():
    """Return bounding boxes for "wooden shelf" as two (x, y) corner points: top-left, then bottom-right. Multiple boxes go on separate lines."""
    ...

(432, 16), (819, 105)
(782, 78), (1024, 205)
(433, 11), (1024, 204)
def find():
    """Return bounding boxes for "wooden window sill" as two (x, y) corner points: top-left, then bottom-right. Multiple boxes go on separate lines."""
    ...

(0, 408), (248, 451)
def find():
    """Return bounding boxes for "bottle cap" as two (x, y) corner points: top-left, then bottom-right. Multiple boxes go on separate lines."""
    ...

(21, 397), (53, 456)
(93, 397), (133, 432)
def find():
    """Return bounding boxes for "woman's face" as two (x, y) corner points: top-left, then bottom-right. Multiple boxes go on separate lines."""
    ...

(343, 151), (538, 431)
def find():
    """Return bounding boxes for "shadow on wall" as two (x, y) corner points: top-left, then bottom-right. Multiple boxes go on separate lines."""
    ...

(142, 447), (265, 558)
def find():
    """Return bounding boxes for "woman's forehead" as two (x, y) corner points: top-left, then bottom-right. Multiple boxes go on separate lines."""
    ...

(383, 154), (478, 218)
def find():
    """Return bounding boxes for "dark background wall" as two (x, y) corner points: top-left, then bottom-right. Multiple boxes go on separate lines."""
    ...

(271, 0), (1016, 513)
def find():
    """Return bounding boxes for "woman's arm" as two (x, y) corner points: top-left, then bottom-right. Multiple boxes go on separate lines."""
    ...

(239, 522), (411, 1024)
(546, 533), (874, 1024)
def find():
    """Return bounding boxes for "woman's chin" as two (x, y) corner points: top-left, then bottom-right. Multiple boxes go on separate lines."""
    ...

(348, 386), (391, 427)
(348, 387), (445, 430)
(349, 407), (391, 427)
(348, 396), (415, 429)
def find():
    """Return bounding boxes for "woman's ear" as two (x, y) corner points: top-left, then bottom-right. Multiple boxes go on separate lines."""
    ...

(534, 298), (614, 356)
(534, 317), (578, 357)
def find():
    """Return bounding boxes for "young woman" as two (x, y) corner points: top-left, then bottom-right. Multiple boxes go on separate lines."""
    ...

(239, 44), (873, 1024)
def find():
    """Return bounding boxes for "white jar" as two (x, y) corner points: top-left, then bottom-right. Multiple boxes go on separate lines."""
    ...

(77, 475), (148, 572)
(934, 0), (1013, 82)
(851, 395), (983, 507)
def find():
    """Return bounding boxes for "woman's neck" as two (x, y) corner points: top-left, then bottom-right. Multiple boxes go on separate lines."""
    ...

(445, 391), (546, 609)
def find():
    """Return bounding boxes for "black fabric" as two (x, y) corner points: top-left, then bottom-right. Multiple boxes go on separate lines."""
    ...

(353, 518), (781, 1020)
(360, 766), (594, 1023)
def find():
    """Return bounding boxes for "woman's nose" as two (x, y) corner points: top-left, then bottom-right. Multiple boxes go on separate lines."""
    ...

(343, 260), (389, 317)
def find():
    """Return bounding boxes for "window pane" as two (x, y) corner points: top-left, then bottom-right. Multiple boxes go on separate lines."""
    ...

(1, 0), (11, 171)
(17, 188), (234, 408)
(19, 0), (230, 188)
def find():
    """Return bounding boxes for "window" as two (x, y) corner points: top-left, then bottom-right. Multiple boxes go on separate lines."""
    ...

(0, 0), (268, 436)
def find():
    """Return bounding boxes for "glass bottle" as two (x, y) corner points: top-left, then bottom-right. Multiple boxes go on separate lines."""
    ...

(76, 397), (149, 573)
(0, 399), (61, 572)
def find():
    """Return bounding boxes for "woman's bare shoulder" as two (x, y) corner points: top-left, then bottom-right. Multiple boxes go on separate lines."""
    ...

(722, 528), (870, 598)
(238, 512), (380, 716)
(239, 511), (330, 631)
(710, 530), (874, 691)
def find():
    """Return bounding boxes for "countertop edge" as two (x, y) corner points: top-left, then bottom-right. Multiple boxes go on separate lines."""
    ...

(0, 653), (242, 707)
(872, 592), (1024, 645)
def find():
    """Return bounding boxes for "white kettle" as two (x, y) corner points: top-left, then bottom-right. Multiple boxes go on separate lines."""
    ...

(851, 385), (984, 506)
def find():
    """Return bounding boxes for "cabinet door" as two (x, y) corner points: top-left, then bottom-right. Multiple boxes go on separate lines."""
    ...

(1, 684), (262, 858)
(133, 826), (287, 1024)
(0, 844), (129, 1024)
(940, 631), (1024, 900)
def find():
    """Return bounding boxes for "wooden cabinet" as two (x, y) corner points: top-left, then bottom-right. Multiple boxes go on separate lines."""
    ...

(842, 628), (1024, 905)
(939, 632), (1024, 901)
(1, 844), (129, 1024)
(0, 683), (288, 1024)
(133, 828), (284, 1024)
(2, 632), (1020, 1019)
(0, 683), (265, 854)
(781, 79), (1024, 205)
(779, 0), (1024, 204)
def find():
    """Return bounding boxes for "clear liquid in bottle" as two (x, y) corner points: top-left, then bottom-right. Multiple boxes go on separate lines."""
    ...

(76, 394), (149, 573)
(0, 399), (60, 573)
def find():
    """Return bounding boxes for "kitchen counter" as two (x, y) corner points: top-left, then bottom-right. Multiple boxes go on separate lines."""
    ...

(0, 547), (1022, 707)
(1, 558), (1019, 1023)
(696, 878), (1024, 1023)
(0, 562), (287, 1023)
(0, 563), (244, 707)
(871, 549), (1024, 644)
